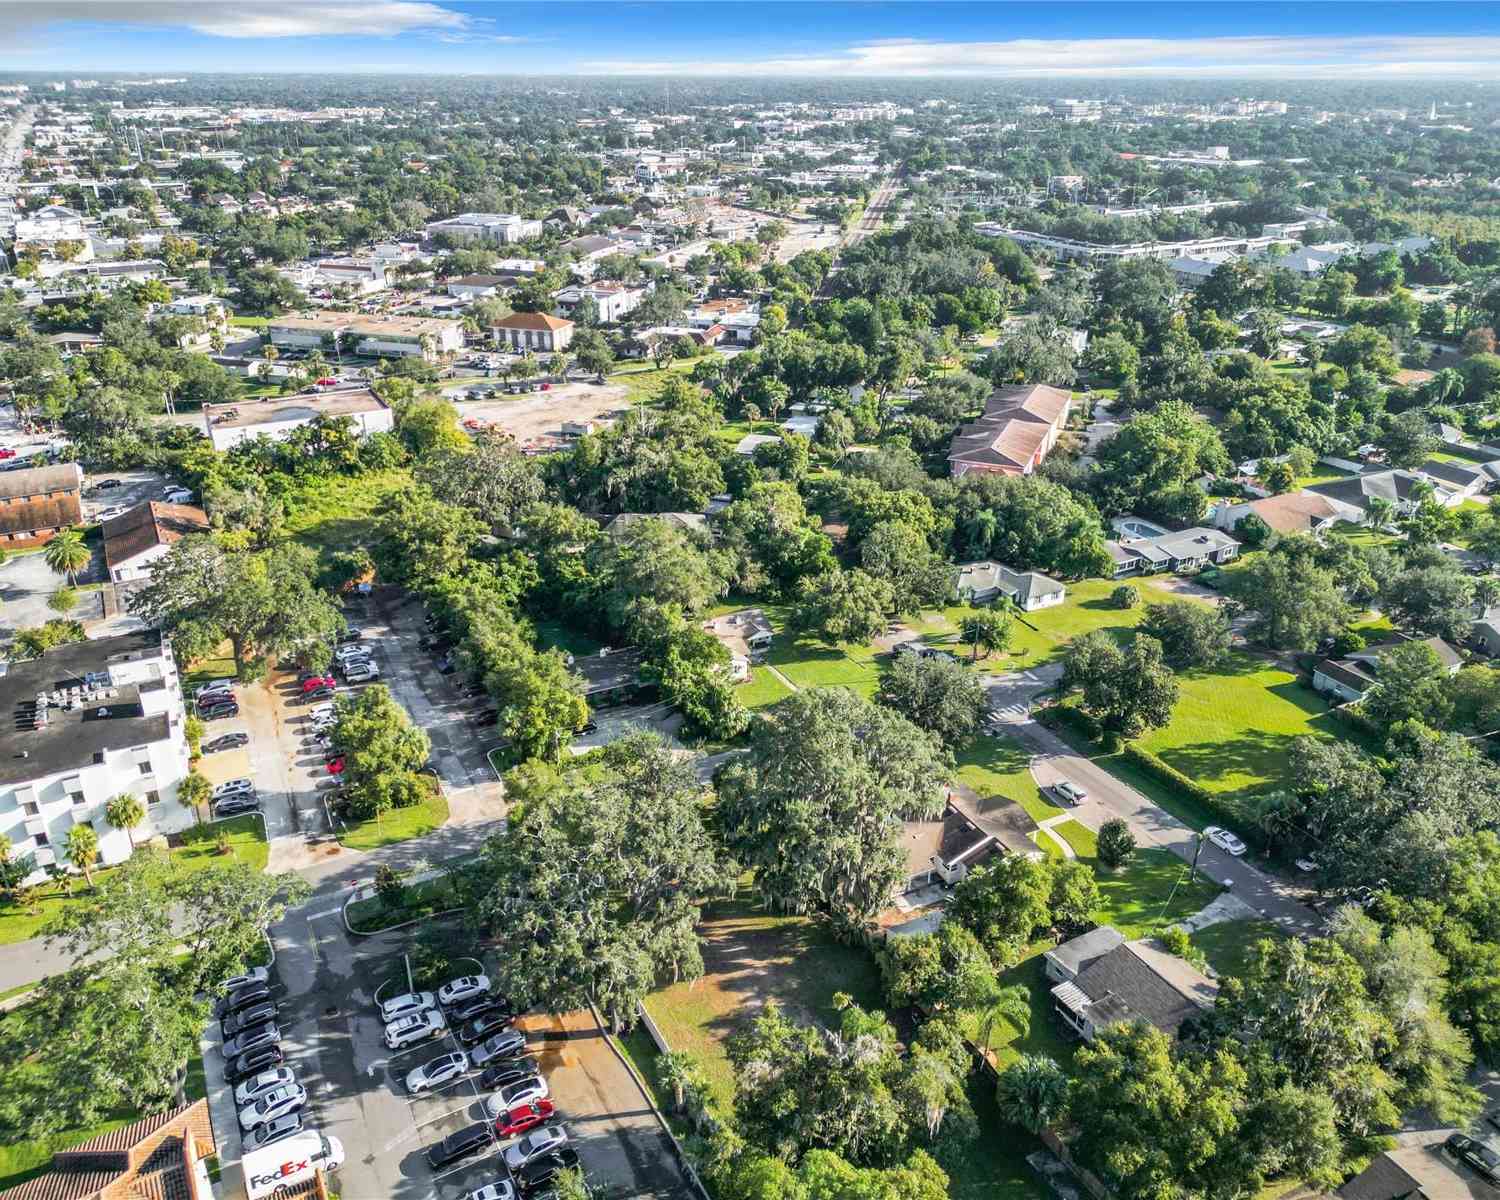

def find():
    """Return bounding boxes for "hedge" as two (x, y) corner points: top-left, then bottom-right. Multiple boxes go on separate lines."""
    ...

(1120, 745), (1261, 848)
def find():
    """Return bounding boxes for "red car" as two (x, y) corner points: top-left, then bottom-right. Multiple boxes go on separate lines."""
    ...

(301, 675), (336, 693)
(327, 757), (345, 775)
(494, 1099), (554, 1138)
(0, 448), (15, 460)
(315, 377), (338, 388)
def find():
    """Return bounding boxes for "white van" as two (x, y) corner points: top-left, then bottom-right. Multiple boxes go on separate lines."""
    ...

(242, 1130), (345, 1200)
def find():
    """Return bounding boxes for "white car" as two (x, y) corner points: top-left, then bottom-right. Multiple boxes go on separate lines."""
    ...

(234, 1067), (296, 1107)
(461, 1182), (517, 1200)
(310, 702), (336, 719)
(502, 1125), (567, 1171)
(345, 665), (380, 684)
(378, 990), (435, 1024)
(484, 1074), (549, 1117)
(213, 778), (256, 799)
(1204, 825), (1247, 857)
(385, 1008), (445, 1050)
(438, 975), (491, 1007)
(406, 1050), (469, 1094)
(1052, 780), (1087, 806)
(238, 1083), (307, 1130)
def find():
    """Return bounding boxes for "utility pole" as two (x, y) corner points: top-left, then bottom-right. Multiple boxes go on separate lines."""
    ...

(1188, 831), (1204, 883)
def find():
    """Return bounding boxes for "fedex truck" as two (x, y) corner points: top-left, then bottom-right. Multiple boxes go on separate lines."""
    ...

(242, 1130), (344, 1200)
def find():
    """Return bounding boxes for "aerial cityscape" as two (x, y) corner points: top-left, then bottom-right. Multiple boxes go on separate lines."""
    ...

(1, 3), (1500, 1200)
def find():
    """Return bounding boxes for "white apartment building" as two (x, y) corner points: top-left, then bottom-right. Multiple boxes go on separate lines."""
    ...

(554, 283), (647, 324)
(14, 205), (92, 260)
(0, 631), (195, 885)
(266, 313), (463, 360)
(425, 212), (543, 246)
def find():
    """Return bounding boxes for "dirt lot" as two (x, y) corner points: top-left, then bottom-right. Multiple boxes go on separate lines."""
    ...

(449, 381), (631, 449)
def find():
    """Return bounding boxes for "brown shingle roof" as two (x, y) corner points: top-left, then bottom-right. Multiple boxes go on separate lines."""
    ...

(1245, 490), (1340, 534)
(493, 311), (573, 332)
(0, 464), (82, 503)
(0, 495), (81, 537)
(102, 502), (209, 572)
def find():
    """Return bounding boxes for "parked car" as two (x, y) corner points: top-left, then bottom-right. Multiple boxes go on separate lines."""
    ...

(226, 1044), (284, 1085)
(448, 992), (512, 1024)
(1445, 1134), (1500, 1185)
(199, 700), (240, 721)
(478, 1060), (540, 1091)
(216, 983), (271, 1017)
(213, 794), (261, 817)
(0, 447), (15, 459)
(95, 478), (121, 490)
(425, 1122), (493, 1170)
(406, 1051), (469, 1095)
(439, 975), (491, 1007)
(460, 1010), (515, 1046)
(484, 1074), (549, 1116)
(378, 990), (436, 1024)
(515, 1149), (581, 1194)
(494, 1100), (554, 1139)
(335, 644), (371, 663)
(470, 1029), (528, 1067)
(238, 1083), (307, 1131)
(203, 731), (250, 754)
(1204, 825), (1247, 857)
(503, 1125), (567, 1173)
(345, 664), (380, 684)
(223, 1002), (278, 1037)
(303, 686), (336, 703)
(223, 1022), (281, 1060)
(337, 628), (365, 644)
(213, 778), (256, 800)
(222, 966), (270, 993)
(1052, 780), (1087, 806)
(384, 1008), (445, 1050)
(460, 1182), (517, 1200)
(233, 1066), (296, 1107)
(327, 757), (345, 776)
(163, 488), (194, 504)
(242, 1112), (304, 1153)
(301, 675), (336, 694)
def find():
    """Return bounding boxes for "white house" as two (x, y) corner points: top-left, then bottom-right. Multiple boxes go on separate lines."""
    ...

(0, 631), (196, 885)
(953, 561), (1067, 611)
(103, 502), (209, 583)
(554, 283), (647, 324)
(266, 313), (463, 360)
(1312, 637), (1462, 703)
(202, 388), (394, 452)
(426, 212), (542, 245)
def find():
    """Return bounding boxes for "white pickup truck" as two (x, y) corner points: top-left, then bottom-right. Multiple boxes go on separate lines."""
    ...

(242, 1130), (344, 1200)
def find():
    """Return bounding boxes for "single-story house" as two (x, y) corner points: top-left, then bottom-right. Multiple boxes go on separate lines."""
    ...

(1312, 636), (1463, 703)
(446, 274), (510, 300)
(567, 647), (648, 707)
(1417, 457), (1488, 500)
(1103, 527), (1240, 577)
(1211, 490), (1343, 537)
(1470, 606), (1500, 657)
(1307, 470), (1461, 521)
(1337, 1141), (1492, 1200)
(603, 511), (710, 538)
(1048, 927), (1218, 1042)
(102, 501), (209, 583)
(701, 608), (774, 680)
(953, 560), (1067, 611)
(903, 802), (1003, 892)
(1043, 925), (1126, 984)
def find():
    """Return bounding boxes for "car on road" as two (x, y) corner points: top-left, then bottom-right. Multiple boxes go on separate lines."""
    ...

(470, 1029), (527, 1066)
(460, 1181), (517, 1200)
(379, 990), (436, 1023)
(478, 1060), (539, 1091)
(344, 663), (380, 684)
(223, 1002), (278, 1037)
(242, 1112), (304, 1153)
(199, 700), (240, 721)
(222, 966), (270, 993)
(1204, 826), (1247, 857)
(425, 1121), (493, 1170)
(213, 778), (256, 800)
(238, 1086), (307, 1135)
(439, 975), (491, 1006)
(515, 1149), (581, 1195)
(94, 478), (121, 490)
(448, 991), (512, 1024)
(213, 794), (261, 817)
(484, 1074), (549, 1116)
(502, 1125), (567, 1172)
(203, 731), (250, 754)
(1445, 1134), (1500, 1185)
(384, 1008), (445, 1050)
(234, 1067), (297, 1107)
(1052, 780), (1087, 806)
(406, 1051), (470, 1095)
(216, 983), (271, 1017)
(95, 505), (127, 522)
(226, 1044), (284, 1085)
(460, 1009), (515, 1045)
(223, 1022), (281, 1060)
(494, 1100), (554, 1139)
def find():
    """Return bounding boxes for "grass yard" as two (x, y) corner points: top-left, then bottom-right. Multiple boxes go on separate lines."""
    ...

(1052, 819), (1097, 858)
(338, 791), (449, 851)
(282, 468), (411, 556)
(607, 359), (700, 405)
(182, 646), (237, 690)
(0, 815), (268, 945)
(1134, 657), (1343, 809)
(1094, 848), (1221, 940)
(641, 896), (884, 1109)
(764, 631), (882, 697)
(957, 949), (1076, 1072)
(1190, 918), (1284, 981)
(0, 1116), (137, 1194)
(346, 874), (460, 932)
(953, 735), (1064, 823)
(738, 666), (796, 709)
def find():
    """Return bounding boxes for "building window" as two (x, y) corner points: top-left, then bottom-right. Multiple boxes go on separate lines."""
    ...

(22, 801), (39, 816)
(139, 760), (152, 776)
(145, 790), (160, 807)
(34, 832), (48, 847)
(71, 791), (85, 806)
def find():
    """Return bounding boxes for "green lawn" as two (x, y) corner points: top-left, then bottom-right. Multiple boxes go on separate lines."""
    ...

(738, 666), (796, 709)
(1052, 819), (1097, 858)
(606, 359), (701, 405)
(764, 630), (882, 697)
(0, 815), (268, 945)
(0, 1115), (136, 1193)
(534, 619), (602, 658)
(953, 735), (1064, 823)
(957, 949), (1076, 1072)
(182, 647), (237, 690)
(1190, 918), (1284, 981)
(346, 874), (460, 932)
(641, 896), (884, 1109)
(338, 791), (449, 851)
(1094, 849), (1221, 940)
(282, 468), (411, 556)
(228, 315), (269, 328)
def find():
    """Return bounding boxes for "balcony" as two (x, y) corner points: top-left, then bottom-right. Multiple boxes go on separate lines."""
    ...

(23, 815), (47, 837)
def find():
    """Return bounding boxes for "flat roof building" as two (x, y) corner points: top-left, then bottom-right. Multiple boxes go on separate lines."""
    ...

(202, 388), (394, 452)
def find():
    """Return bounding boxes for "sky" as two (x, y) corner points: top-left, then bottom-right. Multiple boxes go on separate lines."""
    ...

(3, 1), (1500, 78)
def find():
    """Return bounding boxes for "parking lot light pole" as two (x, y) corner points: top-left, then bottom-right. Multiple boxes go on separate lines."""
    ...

(405, 953), (414, 996)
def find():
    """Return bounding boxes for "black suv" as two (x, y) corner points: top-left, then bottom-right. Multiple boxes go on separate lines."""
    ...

(518, 1149), (581, 1194)
(460, 1010), (515, 1045)
(226, 1044), (284, 1085)
(447, 993), (510, 1024)
(425, 1121), (493, 1170)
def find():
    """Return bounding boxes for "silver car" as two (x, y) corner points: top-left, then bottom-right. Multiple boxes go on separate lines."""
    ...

(238, 1083), (307, 1130)
(234, 1067), (296, 1108)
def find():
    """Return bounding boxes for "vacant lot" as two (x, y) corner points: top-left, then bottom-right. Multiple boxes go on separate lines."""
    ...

(454, 379), (632, 446)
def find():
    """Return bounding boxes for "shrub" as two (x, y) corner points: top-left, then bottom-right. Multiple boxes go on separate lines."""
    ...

(1159, 926), (1207, 970)
(1122, 745), (1254, 844)
(1097, 818), (1137, 869)
(1109, 584), (1140, 609)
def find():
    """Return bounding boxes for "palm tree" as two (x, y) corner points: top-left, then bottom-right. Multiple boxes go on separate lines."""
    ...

(105, 794), (146, 851)
(976, 984), (1032, 1058)
(996, 1054), (1070, 1136)
(44, 530), (90, 586)
(178, 770), (211, 824)
(64, 823), (99, 888)
(656, 1050), (695, 1112)
(1366, 496), (1396, 531)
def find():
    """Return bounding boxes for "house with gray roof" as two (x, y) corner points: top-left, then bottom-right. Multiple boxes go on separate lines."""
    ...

(1313, 636), (1462, 703)
(1048, 927), (1218, 1042)
(1417, 457), (1488, 499)
(1307, 469), (1460, 520)
(1103, 527), (1239, 578)
(953, 560), (1066, 611)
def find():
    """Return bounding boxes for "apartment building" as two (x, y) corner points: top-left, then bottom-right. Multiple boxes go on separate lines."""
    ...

(425, 212), (543, 245)
(0, 631), (195, 885)
(492, 311), (575, 353)
(947, 385), (1072, 478)
(0, 463), (83, 548)
(265, 312), (463, 360)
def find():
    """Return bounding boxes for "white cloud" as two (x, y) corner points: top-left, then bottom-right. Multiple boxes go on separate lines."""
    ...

(0, 1), (471, 39)
(580, 34), (1500, 77)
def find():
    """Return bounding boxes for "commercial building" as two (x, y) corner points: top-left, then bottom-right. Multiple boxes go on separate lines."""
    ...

(265, 313), (463, 360)
(0, 463), (84, 548)
(491, 311), (574, 353)
(425, 212), (542, 245)
(0, 631), (195, 885)
(554, 283), (647, 324)
(202, 388), (394, 452)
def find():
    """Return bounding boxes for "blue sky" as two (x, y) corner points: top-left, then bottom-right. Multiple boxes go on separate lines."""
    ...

(4, 2), (1500, 76)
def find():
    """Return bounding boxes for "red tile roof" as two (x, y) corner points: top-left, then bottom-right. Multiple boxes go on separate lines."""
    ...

(102, 502), (209, 572)
(493, 311), (573, 332)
